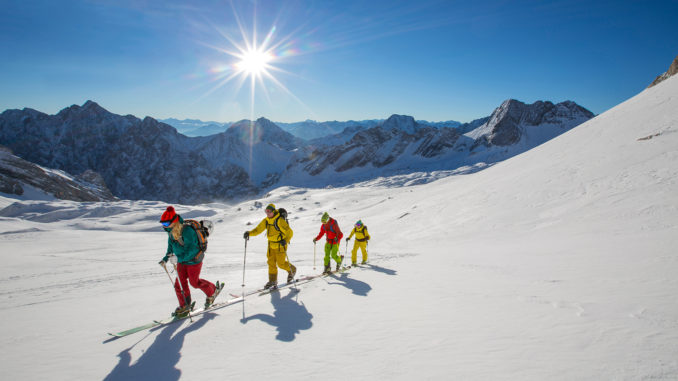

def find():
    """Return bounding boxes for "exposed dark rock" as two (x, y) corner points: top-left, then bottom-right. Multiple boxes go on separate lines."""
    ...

(648, 54), (678, 88)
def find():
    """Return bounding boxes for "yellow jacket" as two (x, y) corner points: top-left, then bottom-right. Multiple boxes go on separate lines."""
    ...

(249, 211), (293, 243)
(348, 226), (370, 241)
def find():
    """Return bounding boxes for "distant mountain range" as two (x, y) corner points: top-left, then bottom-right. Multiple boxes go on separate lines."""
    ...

(1, 99), (593, 203)
(161, 117), (464, 140)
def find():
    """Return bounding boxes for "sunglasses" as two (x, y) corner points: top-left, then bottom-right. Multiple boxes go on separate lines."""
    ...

(161, 221), (172, 227)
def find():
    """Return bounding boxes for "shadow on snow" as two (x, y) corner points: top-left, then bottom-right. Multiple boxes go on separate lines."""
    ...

(104, 312), (217, 381)
(365, 263), (397, 276)
(325, 272), (372, 296)
(240, 289), (313, 342)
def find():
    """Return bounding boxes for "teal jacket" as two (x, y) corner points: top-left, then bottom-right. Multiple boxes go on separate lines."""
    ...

(163, 217), (203, 265)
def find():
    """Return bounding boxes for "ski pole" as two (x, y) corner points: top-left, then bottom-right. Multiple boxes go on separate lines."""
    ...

(366, 242), (369, 264)
(242, 238), (248, 287)
(313, 241), (316, 270)
(161, 261), (193, 322)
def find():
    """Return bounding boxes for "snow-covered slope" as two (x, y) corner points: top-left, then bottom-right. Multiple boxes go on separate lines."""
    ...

(0, 75), (676, 379)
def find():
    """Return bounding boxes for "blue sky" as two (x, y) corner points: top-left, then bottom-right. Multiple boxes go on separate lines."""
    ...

(1, 0), (676, 123)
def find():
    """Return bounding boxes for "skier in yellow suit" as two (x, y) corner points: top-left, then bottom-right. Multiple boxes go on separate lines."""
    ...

(244, 204), (296, 290)
(345, 220), (370, 266)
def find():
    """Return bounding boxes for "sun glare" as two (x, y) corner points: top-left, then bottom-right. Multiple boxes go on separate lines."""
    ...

(196, 6), (310, 120)
(236, 49), (273, 76)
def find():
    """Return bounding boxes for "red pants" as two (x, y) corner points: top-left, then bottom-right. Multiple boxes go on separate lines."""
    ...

(173, 262), (215, 307)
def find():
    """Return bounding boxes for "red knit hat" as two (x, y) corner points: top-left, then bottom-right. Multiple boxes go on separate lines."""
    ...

(160, 206), (179, 224)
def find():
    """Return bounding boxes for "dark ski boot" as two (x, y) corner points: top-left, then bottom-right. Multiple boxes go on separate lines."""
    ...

(287, 264), (297, 283)
(172, 300), (195, 318)
(263, 273), (278, 290)
(205, 281), (224, 309)
(323, 264), (331, 275)
(336, 255), (344, 271)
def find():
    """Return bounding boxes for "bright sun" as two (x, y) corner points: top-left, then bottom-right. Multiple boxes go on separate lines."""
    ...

(236, 49), (273, 76)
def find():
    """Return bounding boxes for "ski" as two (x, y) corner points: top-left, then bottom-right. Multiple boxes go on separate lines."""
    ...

(227, 275), (315, 299)
(107, 267), (354, 338)
(108, 281), (232, 338)
(257, 275), (317, 296)
(107, 321), (162, 337)
(258, 266), (352, 296)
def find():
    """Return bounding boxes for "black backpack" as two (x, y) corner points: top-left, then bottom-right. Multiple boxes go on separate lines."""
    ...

(266, 208), (289, 242)
(275, 208), (288, 230)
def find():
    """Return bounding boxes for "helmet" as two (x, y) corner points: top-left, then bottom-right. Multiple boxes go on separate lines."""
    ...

(321, 212), (329, 223)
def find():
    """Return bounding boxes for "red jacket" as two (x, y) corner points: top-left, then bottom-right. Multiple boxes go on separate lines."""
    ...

(315, 218), (343, 244)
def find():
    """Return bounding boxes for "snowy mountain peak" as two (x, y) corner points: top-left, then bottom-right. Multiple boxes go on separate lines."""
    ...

(57, 100), (115, 123)
(477, 99), (594, 146)
(226, 118), (301, 151)
(382, 114), (422, 134)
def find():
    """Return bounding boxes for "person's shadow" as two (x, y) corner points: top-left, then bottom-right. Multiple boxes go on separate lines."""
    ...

(326, 272), (372, 296)
(104, 313), (217, 381)
(240, 290), (313, 342)
(366, 263), (397, 276)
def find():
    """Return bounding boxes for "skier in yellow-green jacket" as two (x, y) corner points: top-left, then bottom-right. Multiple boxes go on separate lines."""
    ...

(346, 220), (370, 266)
(244, 204), (296, 290)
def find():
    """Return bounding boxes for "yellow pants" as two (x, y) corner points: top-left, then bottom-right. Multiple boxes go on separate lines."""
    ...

(351, 241), (368, 263)
(267, 242), (292, 275)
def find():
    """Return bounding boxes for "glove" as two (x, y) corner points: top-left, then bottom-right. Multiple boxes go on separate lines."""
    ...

(346, 237), (350, 242)
(279, 239), (287, 246)
(159, 255), (169, 265)
(168, 254), (178, 265)
(243, 231), (250, 240)
(312, 238), (317, 243)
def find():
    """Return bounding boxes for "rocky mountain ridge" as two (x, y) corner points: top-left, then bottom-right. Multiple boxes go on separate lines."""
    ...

(0, 145), (116, 202)
(0, 99), (594, 203)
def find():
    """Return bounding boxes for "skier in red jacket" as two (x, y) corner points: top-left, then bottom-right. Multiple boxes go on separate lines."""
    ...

(313, 212), (344, 274)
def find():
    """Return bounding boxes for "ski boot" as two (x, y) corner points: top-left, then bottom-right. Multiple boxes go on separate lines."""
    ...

(322, 264), (331, 275)
(336, 255), (344, 271)
(287, 264), (297, 283)
(263, 273), (278, 290)
(361, 260), (368, 265)
(205, 281), (224, 309)
(352, 261), (357, 267)
(172, 300), (195, 318)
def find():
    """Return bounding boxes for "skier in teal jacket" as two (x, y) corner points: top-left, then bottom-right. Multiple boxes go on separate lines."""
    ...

(159, 206), (218, 317)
